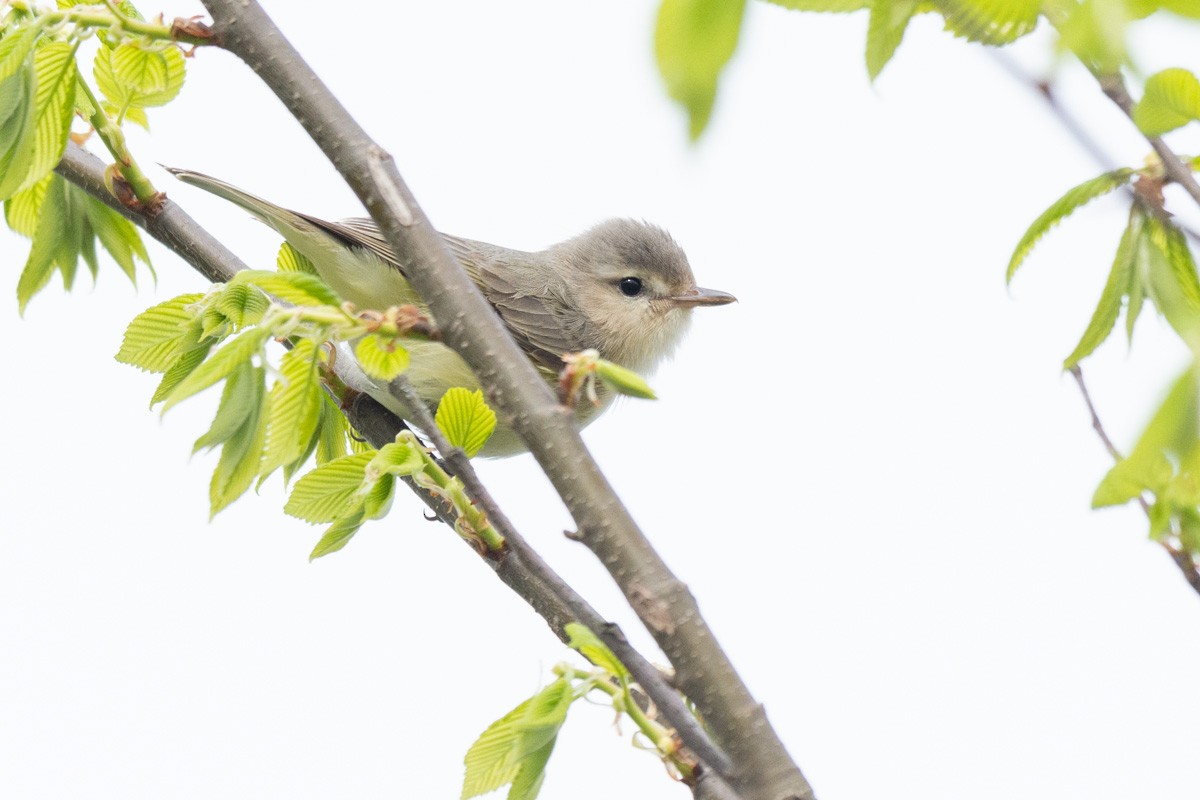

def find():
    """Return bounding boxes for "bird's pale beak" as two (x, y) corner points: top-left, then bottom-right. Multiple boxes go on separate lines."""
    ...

(670, 286), (737, 308)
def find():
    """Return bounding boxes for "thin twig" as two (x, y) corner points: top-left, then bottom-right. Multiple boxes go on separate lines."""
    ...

(1069, 367), (1200, 595)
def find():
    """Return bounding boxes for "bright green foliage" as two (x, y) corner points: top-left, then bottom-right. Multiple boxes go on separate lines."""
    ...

(1006, 168), (1135, 283)
(93, 41), (185, 117)
(0, 28), (38, 202)
(594, 359), (657, 400)
(354, 333), (410, 381)
(936, 0), (1041, 44)
(1057, 0), (1130, 74)
(461, 680), (572, 800)
(564, 623), (630, 681)
(1140, 212), (1200, 348)
(258, 339), (323, 484)
(1062, 208), (1142, 368)
(1133, 67), (1200, 136)
(285, 452), (378, 524)
(232, 269), (343, 308)
(655, 0), (747, 140)
(435, 388), (497, 458)
(1093, 367), (1200, 542)
(866, 0), (919, 80)
(277, 241), (318, 275)
(160, 327), (271, 413)
(14, 42), (76, 197)
(208, 362), (268, 518)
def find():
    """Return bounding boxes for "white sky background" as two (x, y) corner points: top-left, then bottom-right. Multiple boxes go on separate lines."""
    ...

(3, 1), (1200, 798)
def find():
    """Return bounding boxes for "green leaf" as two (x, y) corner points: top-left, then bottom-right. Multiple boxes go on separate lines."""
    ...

(161, 327), (270, 413)
(277, 241), (318, 274)
(16, 42), (75, 197)
(84, 189), (150, 283)
(285, 451), (376, 523)
(94, 41), (185, 113)
(435, 388), (497, 458)
(935, 0), (1040, 45)
(763, 0), (868, 10)
(193, 359), (260, 453)
(4, 170), (49, 237)
(116, 293), (206, 372)
(309, 505), (366, 560)
(462, 681), (571, 800)
(1006, 169), (1135, 282)
(355, 334), (410, 381)
(654, 0), (747, 140)
(368, 439), (425, 479)
(1062, 207), (1141, 368)
(1057, 0), (1130, 75)
(151, 340), (212, 406)
(1133, 68), (1200, 136)
(1092, 454), (1164, 507)
(565, 623), (630, 680)
(362, 472), (396, 521)
(315, 393), (351, 465)
(1141, 214), (1200, 347)
(209, 364), (267, 517)
(1127, 366), (1199, 468)
(866, 0), (919, 80)
(233, 269), (343, 308)
(0, 29), (38, 202)
(594, 359), (657, 399)
(259, 339), (323, 483)
(15, 170), (67, 313)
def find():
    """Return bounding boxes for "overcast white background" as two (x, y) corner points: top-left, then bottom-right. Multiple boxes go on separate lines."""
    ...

(3, 1), (1200, 798)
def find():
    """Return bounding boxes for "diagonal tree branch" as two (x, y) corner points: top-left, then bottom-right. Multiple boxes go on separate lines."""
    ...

(55, 142), (736, 798)
(195, 3), (811, 798)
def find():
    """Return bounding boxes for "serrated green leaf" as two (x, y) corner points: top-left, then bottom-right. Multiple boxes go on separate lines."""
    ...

(1007, 169), (1135, 282)
(116, 293), (206, 371)
(1133, 68), (1200, 136)
(85, 193), (150, 284)
(193, 359), (259, 453)
(462, 698), (532, 800)
(1062, 208), (1141, 368)
(309, 505), (367, 560)
(655, 0), (747, 140)
(0, 29), (37, 202)
(209, 365), (267, 518)
(355, 334), (410, 381)
(594, 359), (657, 399)
(506, 734), (556, 800)
(4, 169), (49, 237)
(94, 41), (185, 114)
(161, 327), (270, 413)
(233, 269), (343, 308)
(435, 388), (497, 458)
(512, 679), (572, 761)
(151, 340), (212, 406)
(1142, 215), (1200, 347)
(285, 451), (376, 523)
(214, 283), (268, 329)
(16, 170), (66, 314)
(935, 0), (1040, 45)
(277, 241), (318, 274)
(368, 439), (425, 479)
(259, 339), (323, 484)
(1126, 211), (1148, 343)
(866, 0), (918, 80)
(763, 0), (868, 10)
(565, 623), (630, 680)
(315, 392), (351, 465)
(16, 42), (75, 196)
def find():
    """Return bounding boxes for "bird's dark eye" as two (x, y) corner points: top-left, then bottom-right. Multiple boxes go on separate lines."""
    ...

(618, 277), (643, 297)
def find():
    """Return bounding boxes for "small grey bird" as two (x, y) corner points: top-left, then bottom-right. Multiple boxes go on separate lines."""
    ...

(168, 168), (736, 455)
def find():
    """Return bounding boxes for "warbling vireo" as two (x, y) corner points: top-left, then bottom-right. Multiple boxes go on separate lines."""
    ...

(168, 168), (736, 456)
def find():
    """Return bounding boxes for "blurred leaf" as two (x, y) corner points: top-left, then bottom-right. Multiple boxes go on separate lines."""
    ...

(1141, 214), (1200, 348)
(259, 339), (323, 484)
(315, 393), (351, 465)
(1133, 68), (1200, 136)
(936, 0), (1040, 44)
(866, 0), (919, 80)
(1007, 169), (1135, 282)
(594, 359), (657, 399)
(193, 359), (260, 453)
(565, 623), (630, 680)
(1057, 0), (1130, 74)
(0, 29), (37, 202)
(655, 0), (747, 140)
(285, 451), (375, 523)
(14, 42), (75, 196)
(1062, 207), (1141, 368)
(4, 170), (49, 237)
(355, 334), (410, 381)
(116, 292), (206, 372)
(763, 0), (868, 9)
(309, 505), (366, 560)
(84, 189), (151, 283)
(462, 680), (572, 800)
(435, 387), (497, 458)
(15, 170), (67, 313)
(462, 698), (531, 799)
(277, 241), (318, 274)
(208, 364), (267, 517)
(507, 735), (556, 800)
(161, 327), (270, 413)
